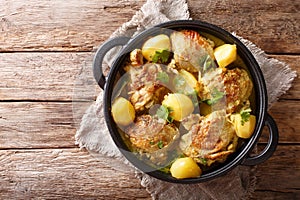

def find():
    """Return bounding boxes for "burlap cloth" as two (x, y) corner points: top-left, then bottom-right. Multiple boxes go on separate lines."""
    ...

(74, 0), (297, 199)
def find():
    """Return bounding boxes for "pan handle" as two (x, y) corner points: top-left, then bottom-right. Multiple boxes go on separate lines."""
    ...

(93, 36), (130, 89)
(241, 113), (279, 166)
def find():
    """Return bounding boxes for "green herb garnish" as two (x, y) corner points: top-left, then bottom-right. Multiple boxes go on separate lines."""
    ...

(152, 49), (170, 63)
(174, 75), (185, 87)
(199, 55), (216, 72)
(156, 71), (169, 84)
(156, 105), (174, 123)
(204, 88), (225, 105)
(240, 108), (251, 125)
(157, 141), (164, 149)
(167, 116), (174, 123)
(200, 158), (207, 165)
(203, 56), (212, 72)
(199, 55), (208, 66)
(186, 89), (199, 106)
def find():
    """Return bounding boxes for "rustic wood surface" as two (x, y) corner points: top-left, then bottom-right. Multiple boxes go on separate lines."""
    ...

(0, 0), (299, 199)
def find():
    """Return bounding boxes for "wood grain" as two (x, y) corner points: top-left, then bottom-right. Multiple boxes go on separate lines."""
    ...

(0, 0), (299, 199)
(0, 102), (77, 149)
(0, 52), (98, 101)
(259, 100), (300, 144)
(0, 148), (150, 199)
(0, 100), (299, 149)
(1, 0), (299, 53)
(251, 145), (300, 200)
(0, 0), (145, 52)
(270, 55), (300, 100)
(0, 146), (298, 199)
(188, 0), (300, 54)
(0, 53), (298, 101)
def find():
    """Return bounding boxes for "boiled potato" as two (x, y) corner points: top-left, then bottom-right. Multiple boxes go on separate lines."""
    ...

(162, 93), (194, 121)
(232, 114), (256, 139)
(142, 34), (171, 61)
(111, 97), (135, 126)
(213, 44), (237, 68)
(179, 69), (200, 93)
(170, 157), (202, 179)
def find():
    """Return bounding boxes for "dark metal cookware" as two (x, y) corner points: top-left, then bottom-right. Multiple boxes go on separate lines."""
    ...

(92, 20), (278, 183)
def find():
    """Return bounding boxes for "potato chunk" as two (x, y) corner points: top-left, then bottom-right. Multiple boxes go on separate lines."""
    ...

(170, 157), (202, 179)
(178, 69), (200, 93)
(111, 97), (135, 126)
(142, 34), (171, 61)
(232, 114), (256, 139)
(214, 44), (237, 68)
(162, 93), (194, 121)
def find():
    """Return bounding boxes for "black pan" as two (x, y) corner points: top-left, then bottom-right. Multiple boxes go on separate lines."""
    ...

(92, 20), (278, 183)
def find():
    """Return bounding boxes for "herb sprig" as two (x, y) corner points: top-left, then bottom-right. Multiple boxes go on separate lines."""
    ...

(199, 158), (207, 165)
(152, 49), (170, 63)
(240, 108), (251, 125)
(157, 141), (164, 149)
(149, 140), (164, 149)
(156, 71), (169, 84)
(203, 88), (225, 105)
(199, 55), (217, 72)
(156, 105), (174, 123)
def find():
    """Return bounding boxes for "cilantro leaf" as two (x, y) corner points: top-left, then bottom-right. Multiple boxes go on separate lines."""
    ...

(199, 55), (217, 72)
(156, 71), (169, 84)
(203, 56), (213, 72)
(198, 55), (207, 66)
(200, 158), (207, 165)
(157, 141), (164, 149)
(240, 108), (251, 125)
(167, 116), (174, 123)
(152, 49), (170, 63)
(186, 89), (199, 106)
(156, 105), (169, 120)
(204, 88), (225, 105)
(174, 75), (185, 87)
(156, 105), (173, 123)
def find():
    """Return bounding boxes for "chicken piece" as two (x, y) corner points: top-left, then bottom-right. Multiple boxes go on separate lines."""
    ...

(181, 114), (203, 131)
(128, 63), (172, 112)
(128, 63), (164, 111)
(130, 49), (144, 67)
(222, 68), (253, 113)
(199, 67), (253, 114)
(170, 30), (215, 73)
(129, 63), (159, 91)
(125, 115), (179, 154)
(180, 110), (238, 166)
(199, 67), (225, 101)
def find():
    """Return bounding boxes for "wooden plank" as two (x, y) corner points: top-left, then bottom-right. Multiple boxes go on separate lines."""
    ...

(0, 0), (145, 52)
(0, 100), (299, 149)
(251, 191), (299, 200)
(259, 100), (300, 144)
(0, 102), (77, 149)
(0, 52), (99, 101)
(270, 55), (299, 100)
(251, 145), (300, 200)
(0, 53), (298, 101)
(188, 0), (300, 54)
(0, 0), (299, 53)
(0, 148), (151, 199)
(0, 146), (298, 199)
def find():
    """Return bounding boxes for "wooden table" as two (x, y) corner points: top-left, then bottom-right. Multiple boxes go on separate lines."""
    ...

(1, 0), (299, 199)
